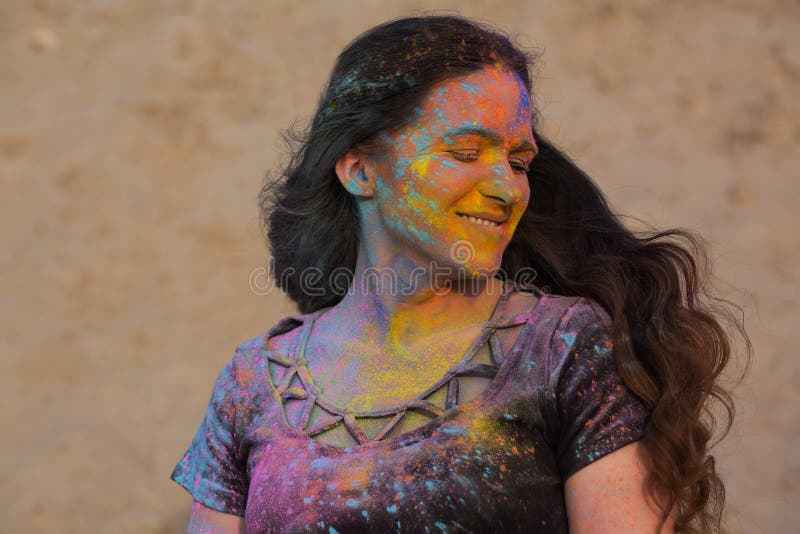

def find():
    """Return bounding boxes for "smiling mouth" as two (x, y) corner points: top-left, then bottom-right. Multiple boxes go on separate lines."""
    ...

(456, 213), (504, 227)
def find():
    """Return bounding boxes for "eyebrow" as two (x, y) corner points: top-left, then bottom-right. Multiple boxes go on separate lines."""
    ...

(445, 126), (538, 155)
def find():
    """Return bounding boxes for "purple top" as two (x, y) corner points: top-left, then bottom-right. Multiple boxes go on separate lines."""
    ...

(171, 292), (649, 533)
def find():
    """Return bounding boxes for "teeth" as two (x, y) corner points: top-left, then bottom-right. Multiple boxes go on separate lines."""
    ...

(458, 214), (501, 227)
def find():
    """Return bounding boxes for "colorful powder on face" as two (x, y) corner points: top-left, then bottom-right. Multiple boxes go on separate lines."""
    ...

(362, 66), (535, 281)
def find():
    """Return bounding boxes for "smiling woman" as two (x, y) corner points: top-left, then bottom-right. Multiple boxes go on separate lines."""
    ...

(171, 14), (747, 534)
(340, 65), (535, 279)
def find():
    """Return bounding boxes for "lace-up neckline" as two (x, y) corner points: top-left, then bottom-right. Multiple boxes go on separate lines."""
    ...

(265, 282), (536, 448)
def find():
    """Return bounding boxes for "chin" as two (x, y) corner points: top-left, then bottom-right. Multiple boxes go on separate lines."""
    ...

(445, 253), (504, 282)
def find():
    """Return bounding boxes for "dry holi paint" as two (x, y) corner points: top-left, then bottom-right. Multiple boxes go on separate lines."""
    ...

(171, 43), (649, 533)
(365, 66), (537, 278)
(172, 294), (650, 532)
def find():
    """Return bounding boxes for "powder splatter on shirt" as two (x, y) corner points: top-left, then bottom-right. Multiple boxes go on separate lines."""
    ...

(171, 294), (649, 533)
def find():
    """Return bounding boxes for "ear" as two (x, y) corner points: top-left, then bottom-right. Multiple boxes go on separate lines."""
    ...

(335, 149), (375, 198)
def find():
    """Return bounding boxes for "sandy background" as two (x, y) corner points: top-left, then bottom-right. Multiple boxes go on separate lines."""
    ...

(1, 1), (797, 532)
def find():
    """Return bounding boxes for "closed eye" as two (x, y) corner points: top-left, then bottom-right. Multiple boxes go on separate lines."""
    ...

(509, 158), (530, 174)
(448, 150), (530, 174)
(448, 150), (479, 161)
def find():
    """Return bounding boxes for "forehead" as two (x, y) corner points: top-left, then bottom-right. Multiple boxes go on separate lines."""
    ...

(414, 66), (533, 136)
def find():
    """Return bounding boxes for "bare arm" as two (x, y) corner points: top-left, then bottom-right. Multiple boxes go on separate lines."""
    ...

(187, 501), (246, 534)
(565, 441), (675, 534)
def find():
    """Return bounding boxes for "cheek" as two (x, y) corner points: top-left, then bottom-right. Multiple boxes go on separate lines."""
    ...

(409, 153), (434, 181)
(389, 155), (449, 214)
(378, 157), (464, 244)
(515, 179), (531, 212)
(521, 179), (531, 205)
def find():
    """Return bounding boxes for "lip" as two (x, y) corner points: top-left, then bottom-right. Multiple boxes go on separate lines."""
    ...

(455, 211), (509, 224)
(455, 213), (508, 230)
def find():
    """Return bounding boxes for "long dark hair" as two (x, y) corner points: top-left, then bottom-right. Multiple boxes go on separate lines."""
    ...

(258, 14), (750, 533)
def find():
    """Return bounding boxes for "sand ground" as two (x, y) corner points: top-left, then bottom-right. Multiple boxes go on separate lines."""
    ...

(1, 1), (797, 532)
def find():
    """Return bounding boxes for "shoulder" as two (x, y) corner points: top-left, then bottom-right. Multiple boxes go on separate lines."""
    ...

(232, 308), (326, 370)
(548, 295), (612, 344)
(519, 289), (611, 336)
(520, 293), (614, 380)
(259, 309), (321, 359)
(209, 311), (318, 418)
(219, 310), (317, 392)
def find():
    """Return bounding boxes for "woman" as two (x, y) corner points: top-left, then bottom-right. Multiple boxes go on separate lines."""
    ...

(172, 15), (746, 533)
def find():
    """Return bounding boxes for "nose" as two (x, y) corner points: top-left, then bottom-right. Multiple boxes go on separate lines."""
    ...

(477, 163), (527, 206)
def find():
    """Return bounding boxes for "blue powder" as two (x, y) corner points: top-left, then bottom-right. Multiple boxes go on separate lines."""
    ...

(594, 344), (610, 356)
(559, 332), (576, 346)
(310, 457), (332, 469)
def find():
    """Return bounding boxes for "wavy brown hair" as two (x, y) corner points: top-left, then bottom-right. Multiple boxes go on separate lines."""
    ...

(258, 14), (750, 533)
(505, 133), (751, 532)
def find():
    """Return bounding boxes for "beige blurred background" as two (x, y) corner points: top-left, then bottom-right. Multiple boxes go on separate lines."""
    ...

(1, 1), (797, 532)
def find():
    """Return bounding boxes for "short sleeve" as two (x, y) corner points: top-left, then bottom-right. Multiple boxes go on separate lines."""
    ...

(551, 300), (650, 480)
(171, 352), (248, 516)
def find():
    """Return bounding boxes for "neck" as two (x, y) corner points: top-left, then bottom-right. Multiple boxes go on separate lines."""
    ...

(331, 237), (506, 350)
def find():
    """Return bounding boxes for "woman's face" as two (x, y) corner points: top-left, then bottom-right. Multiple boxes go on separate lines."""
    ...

(368, 65), (537, 279)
